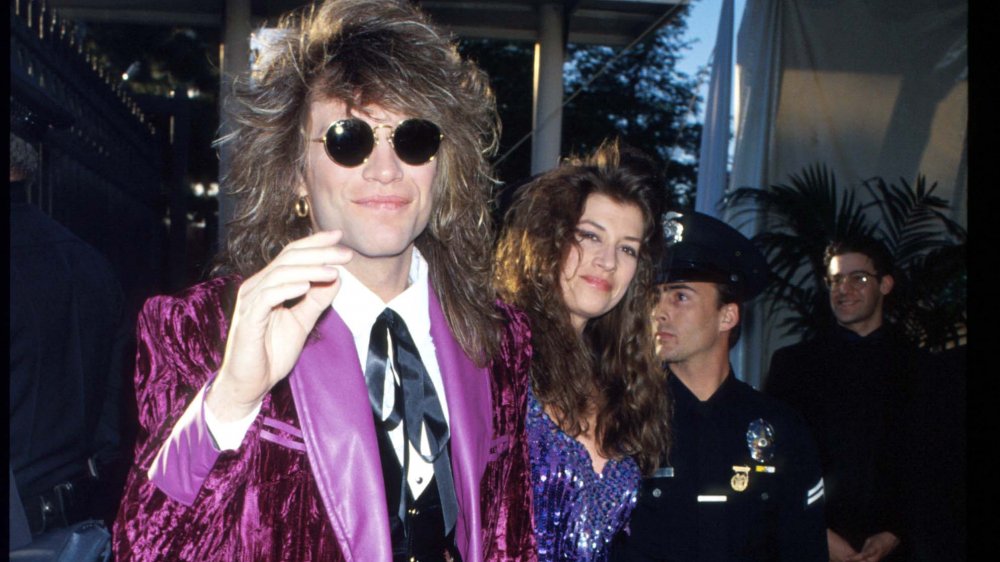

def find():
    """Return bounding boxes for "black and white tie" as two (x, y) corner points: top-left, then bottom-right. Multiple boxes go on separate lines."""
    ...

(364, 308), (458, 535)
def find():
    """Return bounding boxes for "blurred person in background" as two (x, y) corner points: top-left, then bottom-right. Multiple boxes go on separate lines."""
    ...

(10, 91), (126, 558)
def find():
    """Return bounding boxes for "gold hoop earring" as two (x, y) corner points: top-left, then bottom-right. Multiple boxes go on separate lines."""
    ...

(295, 196), (310, 218)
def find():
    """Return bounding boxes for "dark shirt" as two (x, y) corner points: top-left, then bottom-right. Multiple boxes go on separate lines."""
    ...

(613, 372), (827, 561)
(764, 325), (921, 557)
(904, 345), (965, 561)
(9, 200), (126, 502)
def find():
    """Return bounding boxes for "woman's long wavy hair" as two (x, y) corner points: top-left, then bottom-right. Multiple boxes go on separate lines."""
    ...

(495, 140), (671, 473)
(213, 0), (502, 363)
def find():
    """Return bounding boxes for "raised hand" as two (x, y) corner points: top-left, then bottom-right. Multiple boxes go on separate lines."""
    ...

(207, 230), (353, 421)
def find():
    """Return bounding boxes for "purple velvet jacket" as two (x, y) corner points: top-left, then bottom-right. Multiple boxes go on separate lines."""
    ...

(113, 276), (536, 561)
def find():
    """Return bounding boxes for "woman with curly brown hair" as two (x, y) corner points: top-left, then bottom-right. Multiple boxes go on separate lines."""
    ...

(495, 140), (672, 561)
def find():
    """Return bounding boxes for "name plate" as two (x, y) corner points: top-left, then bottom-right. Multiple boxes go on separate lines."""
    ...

(697, 495), (728, 503)
(651, 467), (675, 478)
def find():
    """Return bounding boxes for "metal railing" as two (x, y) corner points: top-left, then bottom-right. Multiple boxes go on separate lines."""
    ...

(11, 0), (169, 309)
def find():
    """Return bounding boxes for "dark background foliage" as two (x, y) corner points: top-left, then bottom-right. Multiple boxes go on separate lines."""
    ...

(460, 8), (702, 218)
(561, 19), (702, 212)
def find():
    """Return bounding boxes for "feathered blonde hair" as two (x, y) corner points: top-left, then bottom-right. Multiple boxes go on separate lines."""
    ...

(214, 0), (502, 362)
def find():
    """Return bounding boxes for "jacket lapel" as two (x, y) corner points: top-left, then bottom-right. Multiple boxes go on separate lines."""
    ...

(288, 308), (391, 562)
(429, 285), (492, 562)
(288, 286), (493, 562)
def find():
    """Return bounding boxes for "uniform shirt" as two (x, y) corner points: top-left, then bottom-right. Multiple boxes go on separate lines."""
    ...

(612, 371), (827, 562)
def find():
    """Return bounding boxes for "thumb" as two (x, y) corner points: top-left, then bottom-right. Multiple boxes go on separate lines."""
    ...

(308, 277), (342, 309)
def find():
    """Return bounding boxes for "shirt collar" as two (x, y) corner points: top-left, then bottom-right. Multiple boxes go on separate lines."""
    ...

(332, 248), (430, 339)
(832, 322), (887, 343)
(668, 367), (739, 412)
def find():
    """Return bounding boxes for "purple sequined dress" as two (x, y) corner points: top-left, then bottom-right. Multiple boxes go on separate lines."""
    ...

(527, 387), (641, 561)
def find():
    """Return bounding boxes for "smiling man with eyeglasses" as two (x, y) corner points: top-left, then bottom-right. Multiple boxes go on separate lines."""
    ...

(824, 246), (893, 337)
(764, 236), (930, 562)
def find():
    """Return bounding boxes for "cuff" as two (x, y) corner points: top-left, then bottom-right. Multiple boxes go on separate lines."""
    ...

(204, 392), (262, 451)
(147, 380), (231, 505)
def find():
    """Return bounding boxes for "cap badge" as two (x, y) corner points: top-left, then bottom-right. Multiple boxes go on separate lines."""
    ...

(661, 211), (685, 244)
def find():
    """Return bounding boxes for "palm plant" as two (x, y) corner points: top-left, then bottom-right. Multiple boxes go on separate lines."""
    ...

(724, 164), (966, 351)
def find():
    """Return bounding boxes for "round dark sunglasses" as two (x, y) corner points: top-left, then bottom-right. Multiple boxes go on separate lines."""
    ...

(311, 118), (443, 167)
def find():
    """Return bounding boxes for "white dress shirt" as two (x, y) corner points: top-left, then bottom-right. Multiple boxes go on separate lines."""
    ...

(206, 248), (448, 498)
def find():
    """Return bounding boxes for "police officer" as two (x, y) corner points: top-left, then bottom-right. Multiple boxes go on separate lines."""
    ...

(611, 211), (827, 561)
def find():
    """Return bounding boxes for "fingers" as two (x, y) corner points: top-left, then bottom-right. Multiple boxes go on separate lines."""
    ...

(259, 265), (342, 293)
(845, 549), (878, 562)
(234, 230), (352, 331)
(295, 276), (343, 321)
(849, 548), (870, 560)
(277, 230), (353, 271)
(256, 230), (350, 270)
(284, 229), (345, 250)
(239, 230), (353, 311)
(263, 276), (332, 309)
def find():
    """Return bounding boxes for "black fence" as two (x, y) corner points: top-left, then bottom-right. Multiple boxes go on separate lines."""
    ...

(11, 0), (171, 315)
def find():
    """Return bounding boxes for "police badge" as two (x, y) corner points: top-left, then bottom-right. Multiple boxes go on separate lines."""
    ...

(746, 418), (776, 463)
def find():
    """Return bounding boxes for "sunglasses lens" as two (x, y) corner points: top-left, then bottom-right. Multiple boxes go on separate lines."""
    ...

(325, 119), (374, 167)
(392, 119), (442, 165)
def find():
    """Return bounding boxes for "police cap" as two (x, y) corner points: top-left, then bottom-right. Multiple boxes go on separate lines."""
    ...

(656, 211), (769, 302)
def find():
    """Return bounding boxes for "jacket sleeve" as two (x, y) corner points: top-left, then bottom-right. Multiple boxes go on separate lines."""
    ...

(129, 282), (233, 471)
(112, 278), (259, 561)
(480, 301), (538, 561)
(145, 381), (224, 504)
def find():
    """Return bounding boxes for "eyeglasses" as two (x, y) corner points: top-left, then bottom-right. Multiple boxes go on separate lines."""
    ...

(824, 270), (880, 290)
(310, 118), (443, 167)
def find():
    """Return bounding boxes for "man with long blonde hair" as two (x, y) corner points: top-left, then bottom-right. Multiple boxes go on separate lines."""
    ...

(113, 1), (535, 560)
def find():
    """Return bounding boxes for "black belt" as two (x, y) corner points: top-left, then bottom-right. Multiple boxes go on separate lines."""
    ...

(23, 472), (101, 536)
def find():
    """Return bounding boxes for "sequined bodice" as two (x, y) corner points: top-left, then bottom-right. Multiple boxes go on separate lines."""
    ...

(527, 388), (641, 561)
